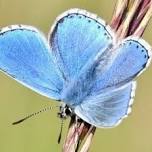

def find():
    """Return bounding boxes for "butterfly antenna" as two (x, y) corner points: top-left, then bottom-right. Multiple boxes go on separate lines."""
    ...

(58, 118), (64, 144)
(12, 106), (58, 125)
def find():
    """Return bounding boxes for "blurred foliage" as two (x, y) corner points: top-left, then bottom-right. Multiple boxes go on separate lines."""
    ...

(0, 0), (152, 152)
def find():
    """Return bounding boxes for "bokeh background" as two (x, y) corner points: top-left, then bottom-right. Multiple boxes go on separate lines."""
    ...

(0, 0), (152, 152)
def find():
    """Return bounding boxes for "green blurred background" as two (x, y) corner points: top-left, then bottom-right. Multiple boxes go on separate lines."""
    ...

(0, 0), (152, 152)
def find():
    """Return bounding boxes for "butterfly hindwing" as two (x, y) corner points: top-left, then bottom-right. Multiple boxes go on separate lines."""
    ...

(0, 25), (64, 100)
(75, 81), (136, 127)
(49, 8), (114, 80)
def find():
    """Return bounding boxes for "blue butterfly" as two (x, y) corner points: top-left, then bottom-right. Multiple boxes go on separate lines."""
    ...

(0, 8), (151, 128)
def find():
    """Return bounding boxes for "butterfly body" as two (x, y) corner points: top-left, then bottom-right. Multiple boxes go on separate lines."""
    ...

(0, 8), (151, 128)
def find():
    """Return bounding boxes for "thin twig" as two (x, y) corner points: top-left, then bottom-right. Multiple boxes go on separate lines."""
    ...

(80, 127), (96, 152)
(63, 116), (85, 152)
(110, 0), (129, 31)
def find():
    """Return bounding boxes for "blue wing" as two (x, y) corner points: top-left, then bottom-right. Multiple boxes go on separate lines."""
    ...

(74, 37), (151, 127)
(75, 81), (136, 128)
(0, 25), (64, 100)
(49, 8), (114, 80)
(91, 37), (151, 94)
(61, 37), (151, 106)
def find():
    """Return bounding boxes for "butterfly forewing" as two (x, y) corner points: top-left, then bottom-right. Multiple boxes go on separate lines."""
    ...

(49, 9), (114, 81)
(0, 25), (63, 100)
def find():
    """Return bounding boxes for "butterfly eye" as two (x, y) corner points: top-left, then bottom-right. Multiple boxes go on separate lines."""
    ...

(65, 107), (72, 115)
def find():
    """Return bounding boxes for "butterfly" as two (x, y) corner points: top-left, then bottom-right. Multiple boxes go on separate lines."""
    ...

(0, 8), (151, 128)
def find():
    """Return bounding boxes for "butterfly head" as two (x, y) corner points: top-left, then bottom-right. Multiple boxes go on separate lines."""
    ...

(58, 103), (73, 119)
